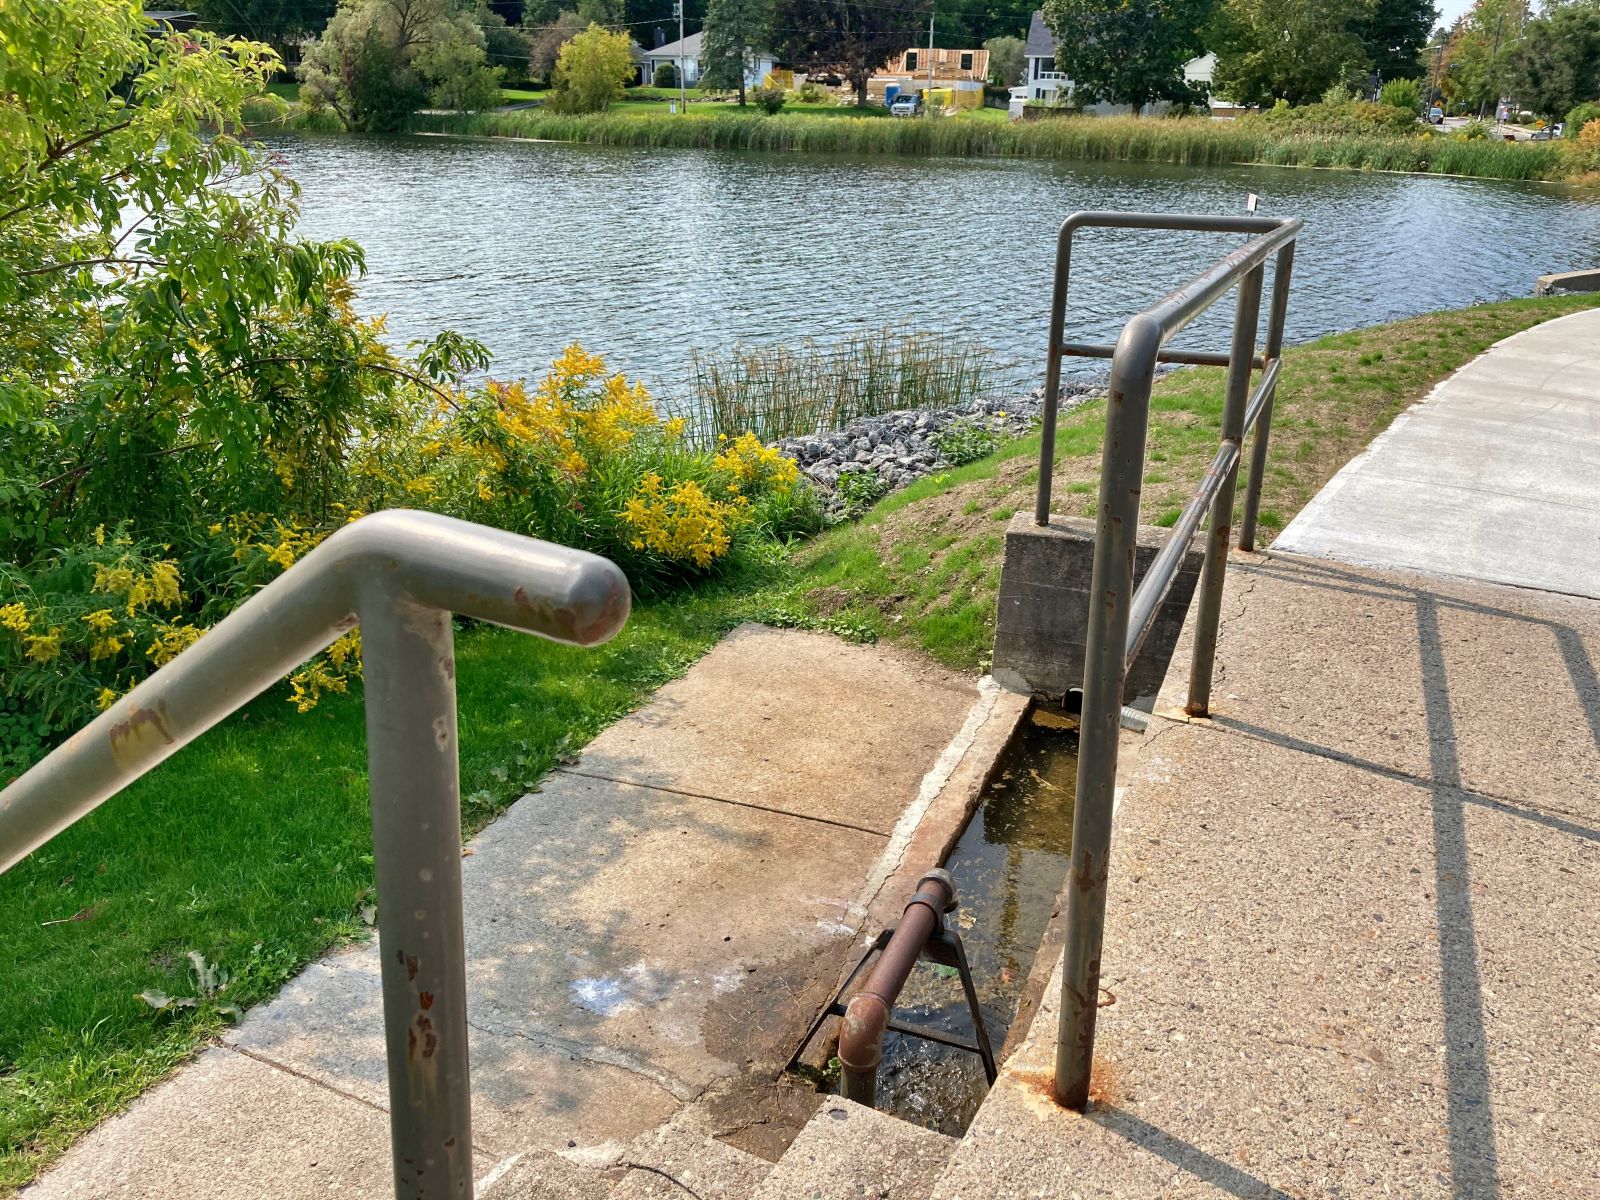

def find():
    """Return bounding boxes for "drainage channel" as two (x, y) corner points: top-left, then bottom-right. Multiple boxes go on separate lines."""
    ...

(823, 706), (1078, 1135)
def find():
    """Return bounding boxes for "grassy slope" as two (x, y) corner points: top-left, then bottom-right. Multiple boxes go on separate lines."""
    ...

(3, 293), (1595, 1189)
(790, 293), (1600, 672)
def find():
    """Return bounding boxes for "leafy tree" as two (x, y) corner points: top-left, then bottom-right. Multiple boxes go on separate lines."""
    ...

(701, 0), (775, 104)
(1353, 0), (1436, 83)
(529, 9), (588, 81)
(1211, 0), (1371, 106)
(1379, 75), (1423, 110)
(1040, 0), (1216, 113)
(299, 0), (505, 130)
(1505, 1), (1600, 121)
(1438, 0), (1528, 115)
(187, 0), (330, 62)
(983, 34), (1026, 86)
(546, 22), (636, 111)
(0, 0), (467, 556)
(477, 2), (535, 79)
(774, 0), (926, 106)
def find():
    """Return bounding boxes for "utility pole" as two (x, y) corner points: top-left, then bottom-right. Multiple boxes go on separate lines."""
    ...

(925, 5), (934, 111)
(1480, 10), (1503, 121)
(676, 0), (686, 112)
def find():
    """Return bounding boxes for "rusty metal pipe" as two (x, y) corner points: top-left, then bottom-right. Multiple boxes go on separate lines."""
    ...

(838, 869), (955, 1107)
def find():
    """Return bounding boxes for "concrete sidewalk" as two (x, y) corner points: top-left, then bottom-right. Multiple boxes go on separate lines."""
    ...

(935, 316), (1600, 1198)
(1275, 306), (1600, 598)
(936, 553), (1600, 1198)
(28, 624), (1026, 1199)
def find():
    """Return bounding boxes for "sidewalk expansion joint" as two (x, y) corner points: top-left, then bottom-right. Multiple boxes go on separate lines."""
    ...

(553, 767), (888, 838)
(225, 1044), (507, 1158)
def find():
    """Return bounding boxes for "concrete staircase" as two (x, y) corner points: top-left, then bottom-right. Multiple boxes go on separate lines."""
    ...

(481, 1098), (957, 1200)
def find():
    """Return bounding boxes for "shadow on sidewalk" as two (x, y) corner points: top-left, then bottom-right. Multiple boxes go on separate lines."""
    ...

(1203, 555), (1600, 1199)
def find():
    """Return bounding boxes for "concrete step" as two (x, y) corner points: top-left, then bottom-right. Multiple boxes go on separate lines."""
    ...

(750, 1098), (956, 1200)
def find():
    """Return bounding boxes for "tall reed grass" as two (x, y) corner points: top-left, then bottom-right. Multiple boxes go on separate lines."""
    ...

(680, 328), (990, 444)
(421, 110), (1574, 182)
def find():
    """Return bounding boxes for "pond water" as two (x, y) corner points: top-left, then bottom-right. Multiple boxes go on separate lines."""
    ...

(269, 131), (1600, 396)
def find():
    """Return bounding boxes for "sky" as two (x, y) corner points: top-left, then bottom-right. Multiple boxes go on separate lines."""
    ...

(1435, 0), (1476, 27)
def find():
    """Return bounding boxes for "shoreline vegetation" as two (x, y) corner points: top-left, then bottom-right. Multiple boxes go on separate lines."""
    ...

(348, 108), (1591, 184)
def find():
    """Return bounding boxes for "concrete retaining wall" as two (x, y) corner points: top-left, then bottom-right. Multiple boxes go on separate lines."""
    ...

(990, 512), (1204, 706)
(1535, 268), (1600, 296)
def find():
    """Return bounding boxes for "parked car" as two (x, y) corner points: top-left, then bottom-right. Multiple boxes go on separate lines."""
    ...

(1530, 126), (1556, 141)
(1427, 106), (1444, 124)
(890, 93), (923, 117)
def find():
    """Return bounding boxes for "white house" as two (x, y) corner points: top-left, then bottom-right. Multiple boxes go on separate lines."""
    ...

(637, 33), (779, 89)
(1022, 10), (1217, 114)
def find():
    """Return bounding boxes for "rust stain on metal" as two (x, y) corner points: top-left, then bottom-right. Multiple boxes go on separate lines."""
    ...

(407, 954), (419, 981)
(419, 991), (434, 1010)
(108, 702), (175, 766)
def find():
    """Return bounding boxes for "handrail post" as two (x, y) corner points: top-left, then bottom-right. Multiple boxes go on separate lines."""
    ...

(1239, 243), (1297, 551)
(361, 588), (474, 1199)
(1035, 219), (1077, 525)
(1185, 264), (1265, 718)
(1053, 315), (1161, 1110)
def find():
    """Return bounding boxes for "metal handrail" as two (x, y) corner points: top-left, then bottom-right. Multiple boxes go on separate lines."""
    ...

(1034, 212), (1300, 1110)
(0, 510), (631, 1199)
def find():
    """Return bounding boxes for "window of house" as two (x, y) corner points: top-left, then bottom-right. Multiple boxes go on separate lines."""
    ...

(905, 51), (918, 71)
(960, 52), (972, 72)
(1041, 57), (1055, 75)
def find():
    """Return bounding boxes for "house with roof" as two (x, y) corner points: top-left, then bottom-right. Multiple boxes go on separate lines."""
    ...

(1022, 10), (1217, 114)
(638, 32), (781, 89)
(869, 46), (990, 107)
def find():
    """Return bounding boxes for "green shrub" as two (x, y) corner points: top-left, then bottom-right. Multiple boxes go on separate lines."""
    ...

(798, 81), (830, 104)
(934, 420), (1002, 465)
(1379, 78), (1423, 114)
(653, 62), (677, 88)
(752, 83), (786, 114)
(1566, 101), (1600, 138)
(834, 469), (889, 519)
(1456, 119), (1492, 140)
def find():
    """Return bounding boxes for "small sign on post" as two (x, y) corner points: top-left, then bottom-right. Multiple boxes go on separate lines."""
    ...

(1246, 193), (1260, 214)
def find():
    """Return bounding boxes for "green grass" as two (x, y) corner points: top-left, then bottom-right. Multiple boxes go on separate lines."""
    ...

(5, 293), (1598, 1190)
(778, 293), (1600, 671)
(419, 108), (1579, 182)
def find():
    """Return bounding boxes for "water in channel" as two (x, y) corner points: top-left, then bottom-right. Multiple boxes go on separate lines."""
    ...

(268, 131), (1600, 397)
(827, 709), (1079, 1135)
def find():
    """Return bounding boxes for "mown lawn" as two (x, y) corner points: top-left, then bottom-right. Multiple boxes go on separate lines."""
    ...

(3, 292), (1595, 1190)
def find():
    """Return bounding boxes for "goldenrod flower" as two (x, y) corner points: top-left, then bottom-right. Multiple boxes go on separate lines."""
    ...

(25, 628), (63, 662)
(0, 603), (30, 634)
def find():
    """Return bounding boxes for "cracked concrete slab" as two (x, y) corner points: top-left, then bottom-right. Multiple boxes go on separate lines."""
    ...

(24, 1046), (491, 1200)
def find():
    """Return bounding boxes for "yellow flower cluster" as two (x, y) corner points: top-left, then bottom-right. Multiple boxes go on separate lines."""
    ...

(146, 621), (205, 667)
(0, 602), (30, 633)
(287, 659), (349, 713)
(713, 432), (799, 496)
(92, 558), (182, 614)
(621, 473), (745, 568)
(493, 343), (663, 477)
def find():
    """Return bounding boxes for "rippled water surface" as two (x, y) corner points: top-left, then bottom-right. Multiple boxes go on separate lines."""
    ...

(271, 131), (1600, 393)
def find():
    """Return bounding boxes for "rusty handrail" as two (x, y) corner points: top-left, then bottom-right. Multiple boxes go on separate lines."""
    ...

(0, 510), (631, 1200)
(1042, 213), (1301, 1111)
